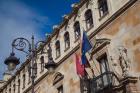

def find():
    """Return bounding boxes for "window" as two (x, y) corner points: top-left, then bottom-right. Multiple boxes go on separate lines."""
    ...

(18, 79), (20, 93)
(23, 74), (25, 89)
(98, 54), (109, 74)
(85, 9), (93, 30)
(53, 72), (64, 93)
(97, 54), (110, 87)
(40, 56), (44, 72)
(98, 0), (108, 17)
(9, 88), (11, 93)
(13, 84), (15, 93)
(5, 88), (7, 93)
(28, 63), (31, 83)
(74, 21), (81, 40)
(57, 86), (63, 93)
(64, 32), (70, 50)
(55, 40), (61, 57)
(33, 63), (37, 78)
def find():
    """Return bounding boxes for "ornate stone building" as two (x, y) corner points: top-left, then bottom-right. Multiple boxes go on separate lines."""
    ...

(0, 0), (140, 93)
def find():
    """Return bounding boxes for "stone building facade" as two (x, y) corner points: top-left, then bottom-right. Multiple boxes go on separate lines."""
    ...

(0, 0), (140, 93)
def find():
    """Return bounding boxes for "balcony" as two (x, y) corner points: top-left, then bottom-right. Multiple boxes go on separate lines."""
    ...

(90, 71), (119, 93)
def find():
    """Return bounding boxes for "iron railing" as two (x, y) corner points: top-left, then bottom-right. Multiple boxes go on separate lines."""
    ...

(90, 71), (119, 93)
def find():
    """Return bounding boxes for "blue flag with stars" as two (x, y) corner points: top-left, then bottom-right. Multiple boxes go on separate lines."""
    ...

(81, 31), (92, 65)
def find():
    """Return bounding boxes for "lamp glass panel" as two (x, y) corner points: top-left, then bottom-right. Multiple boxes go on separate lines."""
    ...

(8, 62), (16, 71)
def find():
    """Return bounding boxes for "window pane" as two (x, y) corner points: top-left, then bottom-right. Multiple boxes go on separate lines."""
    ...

(97, 54), (112, 88)
(57, 86), (63, 93)
(98, 0), (108, 17)
(40, 56), (44, 72)
(85, 9), (93, 29)
(64, 32), (70, 49)
(74, 21), (81, 40)
(98, 55), (108, 73)
(55, 40), (61, 57)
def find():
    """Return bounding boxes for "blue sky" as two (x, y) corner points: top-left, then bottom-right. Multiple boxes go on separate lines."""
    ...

(0, 0), (79, 79)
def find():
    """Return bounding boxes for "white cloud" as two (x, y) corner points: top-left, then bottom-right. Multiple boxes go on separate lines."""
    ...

(0, 0), (49, 79)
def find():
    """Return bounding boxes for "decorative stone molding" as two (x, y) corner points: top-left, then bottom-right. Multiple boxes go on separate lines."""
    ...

(62, 14), (69, 20)
(113, 76), (139, 93)
(53, 72), (64, 89)
(91, 38), (111, 55)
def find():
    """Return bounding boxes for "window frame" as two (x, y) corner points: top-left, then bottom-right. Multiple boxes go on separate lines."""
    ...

(28, 63), (31, 84)
(18, 79), (20, 93)
(64, 32), (70, 51)
(55, 40), (61, 58)
(22, 74), (26, 89)
(13, 84), (15, 93)
(97, 53), (109, 74)
(9, 88), (11, 93)
(97, 53), (111, 87)
(53, 72), (64, 93)
(33, 62), (37, 78)
(40, 56), (45, 73)
(98, 0), (109, 18)
(74, 21), (81, 41)
(85, 9), (94, 30)
(57, 85), (63, 93)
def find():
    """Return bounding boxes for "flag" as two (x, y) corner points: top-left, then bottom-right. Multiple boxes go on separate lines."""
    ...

(80, 30), (92, 65)
(75, 53), (85, 76)
(75, 29), (92, 77)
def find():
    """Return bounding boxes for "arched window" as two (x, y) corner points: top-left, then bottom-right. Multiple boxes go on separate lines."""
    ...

(40, 56), (44, 72)
(18, 79), (20, 93)
(28, 63), (31, 83)
(33, 63), (37, 78)
(74, 21), (81, 40)
(55, 40), (61, 57)
(13, 84), (15, 93)
(98, 0), (108, 17)
(85, 9), (93, 30)
(64, 32), (70, 50)
(23, 74), (25, 89)
(9, 88), (11, 93)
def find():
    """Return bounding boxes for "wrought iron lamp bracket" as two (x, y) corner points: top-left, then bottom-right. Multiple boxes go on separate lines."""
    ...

(12, 37), (31, 55)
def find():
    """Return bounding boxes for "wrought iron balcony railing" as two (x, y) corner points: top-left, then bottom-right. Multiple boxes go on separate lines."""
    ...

(90, 71), (119, 93)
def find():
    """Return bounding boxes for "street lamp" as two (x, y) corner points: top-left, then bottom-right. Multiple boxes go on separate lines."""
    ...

(4, 35), (56, 93)
(4, 52), (20, 71)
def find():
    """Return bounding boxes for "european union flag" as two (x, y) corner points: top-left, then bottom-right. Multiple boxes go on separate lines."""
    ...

(81, 31), (92, 65)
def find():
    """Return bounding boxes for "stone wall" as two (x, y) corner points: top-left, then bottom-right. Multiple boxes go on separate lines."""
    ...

(33, 50), (81, 93)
